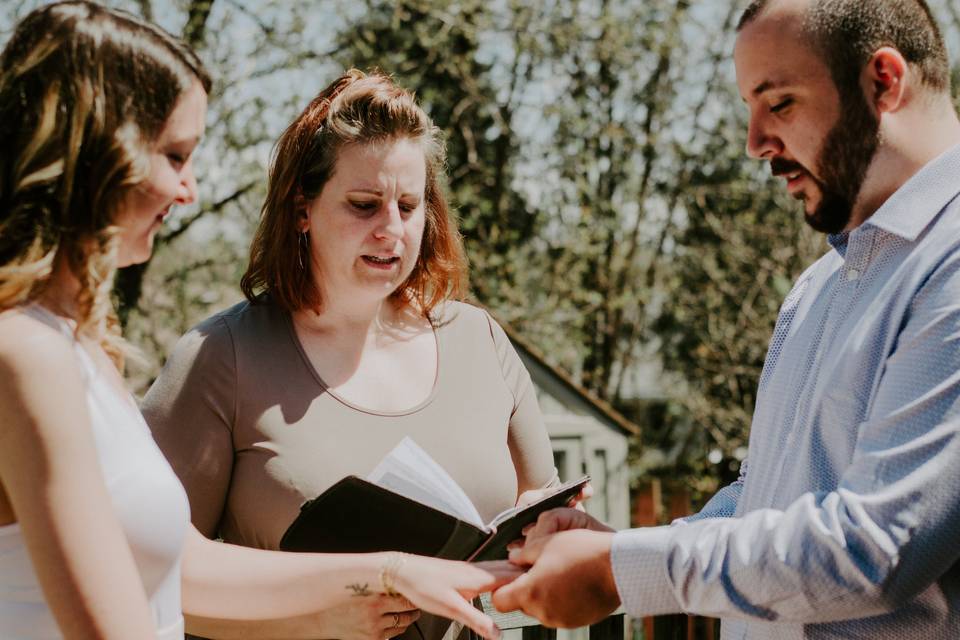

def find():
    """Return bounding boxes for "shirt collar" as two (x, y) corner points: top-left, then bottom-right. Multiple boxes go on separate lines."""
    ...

(861, 141), (960, 242)
(827, 231), (849, 257)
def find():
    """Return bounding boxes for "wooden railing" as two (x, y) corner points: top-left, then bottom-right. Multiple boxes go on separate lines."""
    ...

(631, 481), (721, 639)
(645, 614), (719, 639)
(484, 595), (718, 640)
(483, 596), (624, 640)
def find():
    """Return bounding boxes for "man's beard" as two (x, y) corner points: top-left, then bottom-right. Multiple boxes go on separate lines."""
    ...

(773, 89), (881, 235)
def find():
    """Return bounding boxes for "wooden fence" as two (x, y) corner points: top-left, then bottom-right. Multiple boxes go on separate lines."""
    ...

(488, 606), (717, 640)
(481, 479), (721, 640)
(633, 480), (720, 639)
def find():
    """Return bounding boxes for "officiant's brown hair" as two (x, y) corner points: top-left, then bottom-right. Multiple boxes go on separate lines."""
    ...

(241, 69), (468, 318)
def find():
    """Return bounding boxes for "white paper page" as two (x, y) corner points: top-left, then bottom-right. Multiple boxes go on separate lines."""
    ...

(380, 441), (479, 522)
(368, 437), (486, 530)
(369, 439), (464, 510)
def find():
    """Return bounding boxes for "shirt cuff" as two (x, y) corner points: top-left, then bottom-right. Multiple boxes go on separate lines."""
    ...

(611, 527), (682, 617)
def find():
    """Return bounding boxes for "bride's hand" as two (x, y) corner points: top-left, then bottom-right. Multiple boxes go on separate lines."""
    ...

(391, 556), (524, 639)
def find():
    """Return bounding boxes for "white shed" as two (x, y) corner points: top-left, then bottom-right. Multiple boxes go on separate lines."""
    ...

(501, 322), (639, 531)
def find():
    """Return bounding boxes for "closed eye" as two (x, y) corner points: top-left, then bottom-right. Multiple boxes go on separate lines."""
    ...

(349, 200), (378, 215)
(770, 98), (793, 114)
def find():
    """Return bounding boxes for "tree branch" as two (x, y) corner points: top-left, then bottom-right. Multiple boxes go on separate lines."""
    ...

(183, 0), (216, 49)
(159, 180), (258, 245)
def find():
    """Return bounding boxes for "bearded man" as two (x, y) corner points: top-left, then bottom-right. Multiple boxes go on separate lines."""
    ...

(492, 1), (960, 638)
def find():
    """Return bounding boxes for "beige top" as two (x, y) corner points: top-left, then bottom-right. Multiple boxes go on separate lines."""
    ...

(142, 299), (556, 554)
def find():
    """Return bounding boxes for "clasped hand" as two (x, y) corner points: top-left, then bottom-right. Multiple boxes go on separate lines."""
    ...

(489, 507), (621, 629)
(364, 507), (619, 638)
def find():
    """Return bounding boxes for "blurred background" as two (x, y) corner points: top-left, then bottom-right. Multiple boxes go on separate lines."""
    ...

(3, 0), (959, 528)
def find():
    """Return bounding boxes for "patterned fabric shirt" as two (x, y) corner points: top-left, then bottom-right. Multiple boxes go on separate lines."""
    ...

(610, 142), (960, 639)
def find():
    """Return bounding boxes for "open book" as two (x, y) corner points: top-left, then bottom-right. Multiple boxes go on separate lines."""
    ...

(279, 437), (589, 561)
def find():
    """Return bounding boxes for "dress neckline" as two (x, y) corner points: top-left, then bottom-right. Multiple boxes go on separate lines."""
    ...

(282, 305), (443, 417)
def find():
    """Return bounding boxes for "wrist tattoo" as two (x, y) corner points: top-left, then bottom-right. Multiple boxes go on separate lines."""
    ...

(347, 583), (373, 597)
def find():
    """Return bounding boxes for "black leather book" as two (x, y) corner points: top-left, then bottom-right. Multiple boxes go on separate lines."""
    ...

(279, 474), (590, 561)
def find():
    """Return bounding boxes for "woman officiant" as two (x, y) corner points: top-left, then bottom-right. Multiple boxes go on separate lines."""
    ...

(144, 70), (569, 640)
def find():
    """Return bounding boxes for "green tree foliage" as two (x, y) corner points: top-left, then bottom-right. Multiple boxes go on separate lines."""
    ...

(3, 0), (959, 491)
(651, 117), (823, 489)
(519, 0), (696, 402)
(332, 0), (960, 492)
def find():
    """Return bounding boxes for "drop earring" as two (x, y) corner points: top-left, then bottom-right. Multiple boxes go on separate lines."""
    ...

(298, 232), (307, 270)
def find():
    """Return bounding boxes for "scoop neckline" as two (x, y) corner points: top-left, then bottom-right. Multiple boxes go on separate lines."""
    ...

(282, 306), (443, 417)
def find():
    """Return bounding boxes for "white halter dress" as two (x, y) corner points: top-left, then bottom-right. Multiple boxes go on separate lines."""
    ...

(0, 305), (189, 639)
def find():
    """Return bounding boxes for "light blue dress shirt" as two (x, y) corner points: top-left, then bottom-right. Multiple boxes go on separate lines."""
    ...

(611, 142), (960, 639)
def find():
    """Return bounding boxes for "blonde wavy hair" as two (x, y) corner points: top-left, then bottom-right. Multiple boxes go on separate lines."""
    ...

(0, 1), (210, 366)
(241, 69), (468, 318)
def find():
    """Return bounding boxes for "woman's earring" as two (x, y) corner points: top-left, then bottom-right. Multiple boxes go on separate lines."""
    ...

(298, 232), (307, 270)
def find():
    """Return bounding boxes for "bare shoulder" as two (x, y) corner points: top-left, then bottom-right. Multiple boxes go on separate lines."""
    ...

(0, 308), (77, 377)
(0, 308), (91, 473)
(0, 310), (85, 432)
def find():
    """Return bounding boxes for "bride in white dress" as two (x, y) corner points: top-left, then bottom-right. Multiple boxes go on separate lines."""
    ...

(0, 3), (518, 639)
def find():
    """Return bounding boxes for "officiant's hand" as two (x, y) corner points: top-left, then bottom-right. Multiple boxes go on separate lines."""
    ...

(371, 596), (419, 640)
(522, 507), (615, 544)
(310, 596), (421, 640)
(183, 595), (419, 640)
(393, 557), (524, 639)
(515, 482), (594, 510)
(505, 507), (615, 556)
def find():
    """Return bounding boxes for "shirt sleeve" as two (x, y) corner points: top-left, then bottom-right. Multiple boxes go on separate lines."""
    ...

(141, 316), (237, 539)
(677, 459), (747, 524)
(610, 257), (960, 623)
(484, 311), (559, 492)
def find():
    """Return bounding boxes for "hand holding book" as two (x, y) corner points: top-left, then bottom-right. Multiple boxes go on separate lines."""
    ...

(516, 480), (593, 510)
(276, 438), (587, 639)
(280, 438), (590, 561)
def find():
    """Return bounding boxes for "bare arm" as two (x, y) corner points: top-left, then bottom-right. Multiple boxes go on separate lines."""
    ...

(0, 318), (157, 638)
(483, 312), (558, 497)
(181, 529), (521, 639)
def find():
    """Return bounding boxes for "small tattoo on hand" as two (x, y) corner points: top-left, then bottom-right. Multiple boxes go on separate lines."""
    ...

(347, 583), (372, 596)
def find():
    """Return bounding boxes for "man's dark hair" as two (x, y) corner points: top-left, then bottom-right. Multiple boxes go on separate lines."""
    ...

(737, 0), (951, 97)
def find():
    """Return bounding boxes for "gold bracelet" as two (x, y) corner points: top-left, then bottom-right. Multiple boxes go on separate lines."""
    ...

(379, 552), (408, 597)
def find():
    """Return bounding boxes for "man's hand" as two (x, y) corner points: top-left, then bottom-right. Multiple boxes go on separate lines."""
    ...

(491, 529), (620, 628)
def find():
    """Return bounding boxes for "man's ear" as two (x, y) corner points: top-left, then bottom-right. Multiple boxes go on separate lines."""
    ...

(863, 46), (909, 113)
